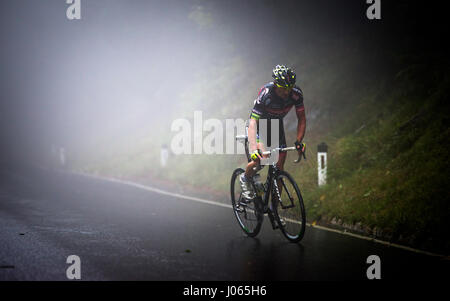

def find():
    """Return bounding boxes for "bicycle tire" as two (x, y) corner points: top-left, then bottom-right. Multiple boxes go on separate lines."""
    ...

(230, 168), (263, 237)
(271, 170), (306, 243)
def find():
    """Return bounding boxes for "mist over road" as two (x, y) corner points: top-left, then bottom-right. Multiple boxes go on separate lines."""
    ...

(0, 165), (447, 281)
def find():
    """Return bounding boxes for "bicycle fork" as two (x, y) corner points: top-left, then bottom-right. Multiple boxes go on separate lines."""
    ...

(274, 176), (296, 210)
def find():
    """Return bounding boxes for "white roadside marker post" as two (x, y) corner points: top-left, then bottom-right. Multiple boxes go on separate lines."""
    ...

(59, 147), (66, 167)
(160, 144), (169, 167)
(317, 142), (328, 186)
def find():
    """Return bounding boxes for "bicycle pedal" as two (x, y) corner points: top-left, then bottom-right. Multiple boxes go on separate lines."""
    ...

(235, 207), (244, 213)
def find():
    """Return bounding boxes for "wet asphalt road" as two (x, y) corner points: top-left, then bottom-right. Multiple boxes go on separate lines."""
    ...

(0, 165), (448, 281)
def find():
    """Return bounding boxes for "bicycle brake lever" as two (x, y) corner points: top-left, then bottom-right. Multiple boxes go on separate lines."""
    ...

(294, 151), (306, 163)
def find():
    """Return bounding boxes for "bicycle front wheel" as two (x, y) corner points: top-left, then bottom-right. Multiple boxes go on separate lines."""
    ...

(230, 168), (262, 237)
(272, 170), (306, 243)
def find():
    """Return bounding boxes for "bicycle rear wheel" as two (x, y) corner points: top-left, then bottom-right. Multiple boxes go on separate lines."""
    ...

(230, 168), (263, 237)
(271, 170), (306, 243)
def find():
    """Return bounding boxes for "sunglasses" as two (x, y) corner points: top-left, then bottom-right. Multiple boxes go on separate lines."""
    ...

(275, 83), (294, 89)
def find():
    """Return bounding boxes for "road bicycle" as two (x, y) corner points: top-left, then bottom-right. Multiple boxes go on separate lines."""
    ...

(230, 134), (306, 243)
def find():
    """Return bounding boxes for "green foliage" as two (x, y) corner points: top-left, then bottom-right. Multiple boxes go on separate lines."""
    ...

(298, 60), (450, 252)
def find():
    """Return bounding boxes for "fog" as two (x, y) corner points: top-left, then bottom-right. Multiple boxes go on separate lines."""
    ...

(0, 0), (404, 165)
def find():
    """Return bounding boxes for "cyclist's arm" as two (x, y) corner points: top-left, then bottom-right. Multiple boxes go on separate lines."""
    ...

(248, 118), (258, 152)
(295, 107), (306, 143)
(249, 85), (268, 152)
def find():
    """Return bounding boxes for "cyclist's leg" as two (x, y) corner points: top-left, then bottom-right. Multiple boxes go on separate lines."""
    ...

(245, 159), (260, 178)
(275, 121), (287, 171)
(275, 122), (287, 195)
(276, 151), (287, 170)
(272, 126), (288, 226)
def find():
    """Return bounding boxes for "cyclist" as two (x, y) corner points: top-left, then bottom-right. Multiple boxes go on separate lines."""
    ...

(240, 65), (306, 199)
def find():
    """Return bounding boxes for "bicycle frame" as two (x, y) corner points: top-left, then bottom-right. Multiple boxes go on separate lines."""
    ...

(236, 133), (305, 221)
(233, 133), (307, 241)
(256, 164), (277, 212)
(254, 162), (296, 214)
